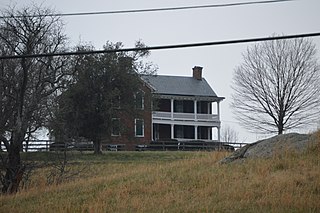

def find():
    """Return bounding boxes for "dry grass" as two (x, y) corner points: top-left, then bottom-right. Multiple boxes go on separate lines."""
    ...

(1, 137), (320, 213)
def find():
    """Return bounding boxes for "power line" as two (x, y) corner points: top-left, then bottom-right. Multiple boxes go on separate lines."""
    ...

(0, 0), (296, 19)
(1, 32), (319, 60)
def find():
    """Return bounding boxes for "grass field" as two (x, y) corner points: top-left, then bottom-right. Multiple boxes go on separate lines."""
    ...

(1, 134), (320, 213)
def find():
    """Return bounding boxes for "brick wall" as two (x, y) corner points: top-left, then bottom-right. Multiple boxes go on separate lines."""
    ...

(106, 83), (152, 151)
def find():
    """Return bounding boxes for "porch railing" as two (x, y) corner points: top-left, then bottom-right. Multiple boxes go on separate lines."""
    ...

(152, 111), (219, 122)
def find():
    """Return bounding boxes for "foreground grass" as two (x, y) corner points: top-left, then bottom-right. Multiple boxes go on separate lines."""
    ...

(1, 142), (320, 213)
(20, 150), (198, 163)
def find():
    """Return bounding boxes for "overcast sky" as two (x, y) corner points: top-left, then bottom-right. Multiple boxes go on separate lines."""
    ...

(1, 0), (320, 142)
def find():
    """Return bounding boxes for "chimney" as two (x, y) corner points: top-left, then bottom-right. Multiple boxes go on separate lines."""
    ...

(192, 66), (203, 80)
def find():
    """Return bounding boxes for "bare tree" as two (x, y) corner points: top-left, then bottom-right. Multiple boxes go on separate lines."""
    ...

(221, 125), (239, 143)
(231, 37), (320, 135)
(0, 5), (70, 193)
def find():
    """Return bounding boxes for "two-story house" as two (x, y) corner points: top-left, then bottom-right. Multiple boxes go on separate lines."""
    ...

(143, 66), (224, 142)
(109, 66), (224, 150)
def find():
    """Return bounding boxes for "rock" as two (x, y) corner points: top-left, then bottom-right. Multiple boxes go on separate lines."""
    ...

(219, 133), (316, 164)
(218, 142), (256, 164)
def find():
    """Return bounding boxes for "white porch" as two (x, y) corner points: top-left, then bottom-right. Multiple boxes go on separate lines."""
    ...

(152, 97), (222, 141)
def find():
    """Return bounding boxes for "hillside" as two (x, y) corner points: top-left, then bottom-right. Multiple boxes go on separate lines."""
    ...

(0, 131), (319, 212)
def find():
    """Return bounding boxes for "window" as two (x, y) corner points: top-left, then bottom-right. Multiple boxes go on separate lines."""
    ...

(111, 118), (120, 136)
(197, 101), (210, 114)
(174, 100), (184, 112)
(112, 95), (121, 109)
(135, 91), (144, 110)
(174, 100), (193, 113)
(135, 119), (144, 137)
(175, 125), (184, 138)
(156, 99), (171, 112)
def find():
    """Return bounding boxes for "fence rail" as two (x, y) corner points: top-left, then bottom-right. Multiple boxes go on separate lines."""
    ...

(0, 140), (249, 152)
(136, 140), (249, 151)
(0, 140), (95, 152)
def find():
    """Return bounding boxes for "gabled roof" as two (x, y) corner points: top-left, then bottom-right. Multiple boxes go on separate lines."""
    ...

(141, 75), (223, 98)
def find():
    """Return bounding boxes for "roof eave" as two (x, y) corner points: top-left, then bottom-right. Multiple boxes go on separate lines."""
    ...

(153, 93), (225, 102)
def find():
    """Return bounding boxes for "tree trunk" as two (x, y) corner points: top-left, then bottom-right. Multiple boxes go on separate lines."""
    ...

(278, 124), (284, 135)
(1, 57), (29, 193)
(278, 114), (284, 135)
(93, 140), (102, 155)
(2, 143), (24, 194)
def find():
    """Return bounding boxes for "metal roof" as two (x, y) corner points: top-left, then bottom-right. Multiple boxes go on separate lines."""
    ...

(141, 75), (222, 98)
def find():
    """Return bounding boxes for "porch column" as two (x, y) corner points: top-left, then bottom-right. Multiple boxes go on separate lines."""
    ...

(217, 101), (220, 120)
(208, 127), (211, 140)
(217, 101), (221, 142)
(194, 126), (198, 140)
(194, 100), (197, 120)
(171, 124), (174, 139)
(171, 98), (174, 120)
(151, 123), (153, 141)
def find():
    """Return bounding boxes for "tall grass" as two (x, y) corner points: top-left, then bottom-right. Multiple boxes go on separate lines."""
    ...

(1, 139), (319, 213)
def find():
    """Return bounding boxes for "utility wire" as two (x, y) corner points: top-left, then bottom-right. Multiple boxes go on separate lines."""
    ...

(1, 32), (320, 60)
(0, 0), (296, 19)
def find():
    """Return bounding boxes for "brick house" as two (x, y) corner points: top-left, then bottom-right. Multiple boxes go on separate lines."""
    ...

(108, 66), (224, 150)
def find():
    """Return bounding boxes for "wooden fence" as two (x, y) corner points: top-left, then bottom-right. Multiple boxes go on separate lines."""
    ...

(0, 140), (249, 152)
(135, 140), (248, 151)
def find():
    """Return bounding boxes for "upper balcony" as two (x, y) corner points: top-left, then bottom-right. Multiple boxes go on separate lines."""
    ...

(152, 98), (220, 124)
(152, 111), (219, 123)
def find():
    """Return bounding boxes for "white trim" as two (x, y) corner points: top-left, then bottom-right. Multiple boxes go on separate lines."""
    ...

(170, 98), (174, 120)
(152, 119), (221, 127)
(171, 124), (174, 139)
(217, 101), (220, 120)
(194, 100), (197, 120)
(194, 125), (198, 140)
(152, 111), (219, 123)
(135, 118), (144, 137)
